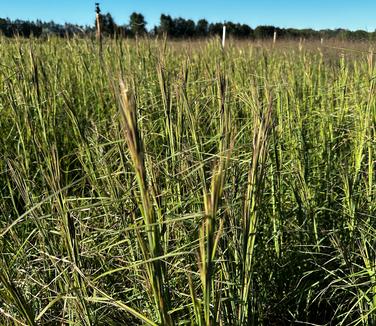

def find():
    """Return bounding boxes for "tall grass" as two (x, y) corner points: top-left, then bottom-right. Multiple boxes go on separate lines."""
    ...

(0, 36), (375, 325)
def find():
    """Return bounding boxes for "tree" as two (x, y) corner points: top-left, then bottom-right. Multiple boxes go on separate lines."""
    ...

(101, 13), (117, 36)
(129, 12), (147, 36)
(158, 14), (174, 36)
(117, 24), (132, 38)
(208, 22), (223, 36)
(254, 25), (275, 39)
(173, 18), (196, 37)
(237, 24), (253, 38)
(0, 18), (11, 37)
(349, 29), (369, 41)
(196, 19), (209, 37)
(95, 12), (117, 37)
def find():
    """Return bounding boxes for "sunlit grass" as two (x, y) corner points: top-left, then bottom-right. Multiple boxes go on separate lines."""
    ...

(0, 36), (375, 325)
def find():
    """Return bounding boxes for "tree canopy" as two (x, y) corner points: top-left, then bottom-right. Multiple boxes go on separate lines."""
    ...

(1, 12), (375, 41)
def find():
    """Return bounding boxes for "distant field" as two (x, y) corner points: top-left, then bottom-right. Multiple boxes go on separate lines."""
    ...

(0, 37), (375, 325)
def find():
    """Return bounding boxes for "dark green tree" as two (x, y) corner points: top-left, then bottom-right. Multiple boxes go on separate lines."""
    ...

(0, 18), (11, 37)
(158, 14), (174, 36)
(129, 12), (147, 36)
(95, 12), (117, 37)
(254, 25), (275, 39)
(237, 24), (254, 38)
(208, 22), (223, 36)
(196, 19), (209, 37)
(173, 18), (196, 37)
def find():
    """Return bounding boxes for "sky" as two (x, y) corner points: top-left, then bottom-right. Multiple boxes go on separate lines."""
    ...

(1, 0), (376, 31)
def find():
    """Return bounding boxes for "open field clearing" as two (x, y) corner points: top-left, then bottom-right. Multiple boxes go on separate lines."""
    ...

(0, 37), (375, 325)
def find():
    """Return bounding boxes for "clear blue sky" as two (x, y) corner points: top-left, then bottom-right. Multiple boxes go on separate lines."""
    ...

(1, 0), (375, 31)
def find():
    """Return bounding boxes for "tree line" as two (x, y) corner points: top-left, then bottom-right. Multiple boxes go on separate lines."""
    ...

(1, 12), (375, 41)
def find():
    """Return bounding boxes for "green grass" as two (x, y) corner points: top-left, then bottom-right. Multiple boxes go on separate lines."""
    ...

(0, 36), (375, 325)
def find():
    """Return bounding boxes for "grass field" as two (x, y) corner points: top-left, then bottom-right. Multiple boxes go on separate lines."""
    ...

(0, 36), (375, 325)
